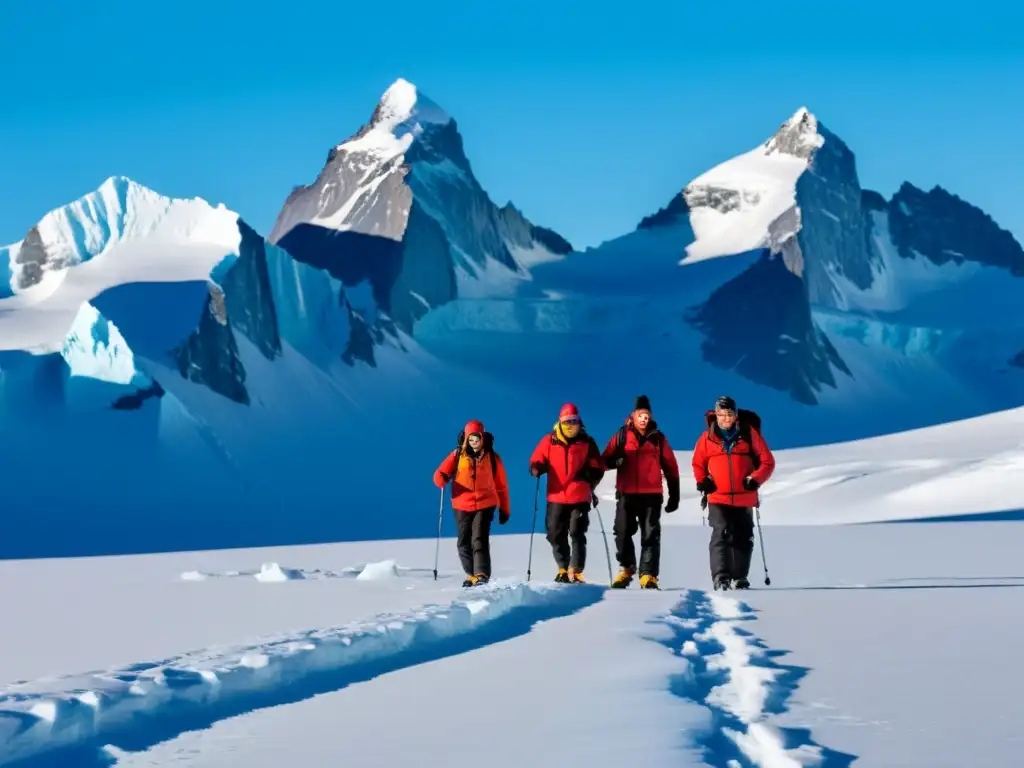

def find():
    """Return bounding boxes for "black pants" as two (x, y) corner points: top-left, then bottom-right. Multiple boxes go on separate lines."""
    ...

(613, 493), (662, 577)
(708, 503), (754, 580)
(454, 507), (494, 577)
(545, 502), (590, 570)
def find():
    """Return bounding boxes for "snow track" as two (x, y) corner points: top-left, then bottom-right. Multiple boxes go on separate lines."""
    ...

(656, 590), (856, 768)
(0, 581), (603, 767)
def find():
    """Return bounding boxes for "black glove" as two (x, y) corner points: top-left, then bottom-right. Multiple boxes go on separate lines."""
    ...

(665, 494), (679, 513)
(529, 463), (546, 477)
(591, 492), (599, 509)
(696, 476), (716, 493)
(439, 472), (449, 484)
(498, 510), (510, 525)
(605, 454), (624, 469)
(743, 476), (760, 491)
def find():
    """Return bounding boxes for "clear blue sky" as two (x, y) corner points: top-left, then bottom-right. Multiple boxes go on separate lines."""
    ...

(1, 0), (1021, 251)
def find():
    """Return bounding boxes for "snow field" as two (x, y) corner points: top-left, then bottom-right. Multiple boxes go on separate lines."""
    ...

(0, 580), (603, 766)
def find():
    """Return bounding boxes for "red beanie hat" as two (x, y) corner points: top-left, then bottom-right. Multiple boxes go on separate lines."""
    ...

(464, 419), (484, 436)
(559, 403), (580, 421)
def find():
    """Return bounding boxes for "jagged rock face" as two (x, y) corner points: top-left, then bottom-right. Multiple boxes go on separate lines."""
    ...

(171, 283), (250, 405)
(685, 250), (851, 404)
(12, 227), (54, 290)
(793, 123), (879, 306)
(637, 193), (689, 230)
(764, 109), (821, 160)
(887, 183), (1024, 276)
(224, 221), (284, 360)
(497, 202), (572, 255)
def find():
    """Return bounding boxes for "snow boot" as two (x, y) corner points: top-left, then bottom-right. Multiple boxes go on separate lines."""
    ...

(554, 568), (570, 583)
(611, 567), (635, 589)
(713, 575), (731, 591)
(568, 568), (585, 583)
(463, 574), (489, 588)
(733, 577), (750, 590)
(639, 574), (660, 590)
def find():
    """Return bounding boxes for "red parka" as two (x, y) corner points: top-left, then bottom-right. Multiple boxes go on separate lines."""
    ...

(529, 423), (604, 504)
(691, 410), (775, 507)
(433, 420), (511, 515)
(602, 418), (681, 498)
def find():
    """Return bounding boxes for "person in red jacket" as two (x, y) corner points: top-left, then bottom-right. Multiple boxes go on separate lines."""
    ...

(528, 403), (605, 583)
(692, 396), (775, 591)
(601, 395), (680, 590)
(433, 420), (511, 587)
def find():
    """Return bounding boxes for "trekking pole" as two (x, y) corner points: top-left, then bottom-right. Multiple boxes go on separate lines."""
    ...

(433, 486), (445, 580)
(592, 493), (613, 587)
(526, 476), (540, 581)
(701, 492), (708, 526)
(755, 503), (771, 586)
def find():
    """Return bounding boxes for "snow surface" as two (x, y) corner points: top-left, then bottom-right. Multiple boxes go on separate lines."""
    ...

(2, 409), (1023, 766)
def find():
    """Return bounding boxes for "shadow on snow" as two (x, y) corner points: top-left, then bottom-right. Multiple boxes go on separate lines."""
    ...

(649, 589), (857, 768)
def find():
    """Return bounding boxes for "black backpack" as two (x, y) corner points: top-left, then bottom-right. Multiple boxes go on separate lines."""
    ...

(455, 429), (499, 477)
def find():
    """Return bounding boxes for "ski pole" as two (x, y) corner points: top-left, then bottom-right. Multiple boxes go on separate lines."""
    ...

(433, 486), (445, 580)
(701, 492), (708, 526)
(526, 476), (540, 582)
(592, 493), (613, 587)
(755, 503), (770, 586)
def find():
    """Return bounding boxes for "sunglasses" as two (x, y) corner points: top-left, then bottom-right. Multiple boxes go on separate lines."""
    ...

(561, 417), (581, 425)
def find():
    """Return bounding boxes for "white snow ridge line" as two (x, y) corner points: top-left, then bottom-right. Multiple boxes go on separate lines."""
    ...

(656, 590), (856, 768)
(0, 581), (602, 767)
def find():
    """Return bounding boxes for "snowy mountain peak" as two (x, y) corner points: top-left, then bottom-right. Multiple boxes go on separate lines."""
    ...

(762, 106), (823, 160)
(3, 175), (239, 297)
(370, 78), (451, 133)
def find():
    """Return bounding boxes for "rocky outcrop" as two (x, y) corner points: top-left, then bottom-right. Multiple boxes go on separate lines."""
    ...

(685, 250), (851, 404)
(793, 123), (880, 306)
(886, 183), (1024, 276)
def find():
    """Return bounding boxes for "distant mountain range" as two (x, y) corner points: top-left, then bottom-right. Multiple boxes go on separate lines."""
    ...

(1, 77), (1020, 558)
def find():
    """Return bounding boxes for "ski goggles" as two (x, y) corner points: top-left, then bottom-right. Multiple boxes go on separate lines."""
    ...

(560, 416), (581, 425)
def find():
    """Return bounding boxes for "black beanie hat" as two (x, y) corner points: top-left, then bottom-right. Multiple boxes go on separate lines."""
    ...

(634, 394), (651, 413)
(715, 395), (736, 411)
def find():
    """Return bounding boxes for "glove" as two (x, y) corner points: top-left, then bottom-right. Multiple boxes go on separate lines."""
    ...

(605, 455), (624, 469)
(743, 476), (760, 491)
(498, 509), (510, 525)
(529, 463), (546, 477)
(591, 492), (599, 509)
(665, 494), (679, 513)
(696, 476), (716, 493)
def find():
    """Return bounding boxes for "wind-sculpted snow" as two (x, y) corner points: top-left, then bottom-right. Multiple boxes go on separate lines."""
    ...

(0, 581), (602, 767)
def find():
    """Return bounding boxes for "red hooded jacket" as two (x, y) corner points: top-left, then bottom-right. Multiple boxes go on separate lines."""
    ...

(433, 420), (511, 515)
(529, 423), (604, 505)
(691, 410), (775, 507)
(602, 418), (681, 497)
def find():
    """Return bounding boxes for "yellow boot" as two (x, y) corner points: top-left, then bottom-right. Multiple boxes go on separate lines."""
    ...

(611, 569), (633, 588)
(568, 567), (585, 583)
(554, 568), (570, 583)
(639, 574), (660, 590)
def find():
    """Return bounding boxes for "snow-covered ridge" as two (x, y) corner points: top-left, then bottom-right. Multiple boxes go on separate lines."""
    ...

(3, 175), (240, 298)
(682, 107), (823, 264)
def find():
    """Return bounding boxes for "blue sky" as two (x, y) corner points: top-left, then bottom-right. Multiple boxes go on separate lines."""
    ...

(1, 0), (1021, 250)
